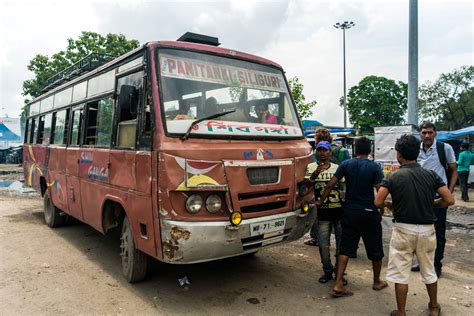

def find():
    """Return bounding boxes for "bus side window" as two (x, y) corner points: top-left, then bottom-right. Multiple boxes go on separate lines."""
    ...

(70, 109), (83, 146)
(36, 116), (45, 144)
(115, 72), (143, 149)
(84, 98), (113, 147)
(30, 118), (37, 144)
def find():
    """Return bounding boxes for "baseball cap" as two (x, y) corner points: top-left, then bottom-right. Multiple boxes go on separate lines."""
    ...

(316, 141), (331, 150)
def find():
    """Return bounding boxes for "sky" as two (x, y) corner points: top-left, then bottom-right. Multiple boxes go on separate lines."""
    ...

(0, 0), (472, 126)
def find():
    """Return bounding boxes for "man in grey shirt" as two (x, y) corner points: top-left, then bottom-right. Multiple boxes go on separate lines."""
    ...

(416, 122), (457, 277)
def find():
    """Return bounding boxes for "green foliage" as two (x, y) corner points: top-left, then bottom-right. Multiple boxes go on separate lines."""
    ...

(346, 76), (407, 134)
(22, 31), (140, 114)
(419, 65), (473, 130)
(288, 76), (317, 119)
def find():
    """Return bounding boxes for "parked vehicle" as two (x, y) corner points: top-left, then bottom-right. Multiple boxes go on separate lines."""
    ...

(23, 32), (316, 282)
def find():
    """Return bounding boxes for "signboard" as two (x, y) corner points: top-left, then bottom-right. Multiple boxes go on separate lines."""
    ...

(166, 120), (303, 138)
(160, 54), (286, 93)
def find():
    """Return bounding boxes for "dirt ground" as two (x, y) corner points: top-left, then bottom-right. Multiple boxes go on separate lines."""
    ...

(0, 193), (472, 315)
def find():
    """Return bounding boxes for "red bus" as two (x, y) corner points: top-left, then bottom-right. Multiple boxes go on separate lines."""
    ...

(23, 33), (316, 282)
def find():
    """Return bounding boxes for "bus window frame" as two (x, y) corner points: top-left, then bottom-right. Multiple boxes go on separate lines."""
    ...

(82, 93), (115, 148)
(154, 46), (305, 141)
(68, 105), (84, 147)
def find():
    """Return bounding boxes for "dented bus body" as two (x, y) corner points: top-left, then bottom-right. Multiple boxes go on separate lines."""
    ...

(23, 34), (316, 282)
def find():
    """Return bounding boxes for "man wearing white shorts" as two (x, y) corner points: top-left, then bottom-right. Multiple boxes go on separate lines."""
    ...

(375, 135), (454, 316)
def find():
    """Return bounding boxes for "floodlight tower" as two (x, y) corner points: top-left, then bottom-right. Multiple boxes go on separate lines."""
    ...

(334, 21), (355, 128)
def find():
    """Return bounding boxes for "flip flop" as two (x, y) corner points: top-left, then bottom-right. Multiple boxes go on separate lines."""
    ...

(330, 289), (353, 298)
(373, 281), (388, 291)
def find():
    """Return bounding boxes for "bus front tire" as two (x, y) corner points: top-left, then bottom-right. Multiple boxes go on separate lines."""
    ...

(121, 216), (148, 282)
(43, 190), (65, 228)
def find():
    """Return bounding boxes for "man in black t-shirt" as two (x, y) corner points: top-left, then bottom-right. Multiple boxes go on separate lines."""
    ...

(375, 135), (454, 316)
(318, 137), (387, 297)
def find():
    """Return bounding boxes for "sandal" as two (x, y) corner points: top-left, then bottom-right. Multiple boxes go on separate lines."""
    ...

(318, 273), (333, 283)
(330, 289), (354, 298)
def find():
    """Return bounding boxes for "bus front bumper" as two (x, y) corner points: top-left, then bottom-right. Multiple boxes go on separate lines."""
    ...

(160, 205), (316, 264)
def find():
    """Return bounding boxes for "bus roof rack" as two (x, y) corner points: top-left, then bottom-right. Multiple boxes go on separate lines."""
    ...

(177, 32), (220, 46)
(41, 53), (115, 93)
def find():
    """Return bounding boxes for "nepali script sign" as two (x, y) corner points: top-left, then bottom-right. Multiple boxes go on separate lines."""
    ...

(167, 120), (303, 138)
(160, 54), (287, 93)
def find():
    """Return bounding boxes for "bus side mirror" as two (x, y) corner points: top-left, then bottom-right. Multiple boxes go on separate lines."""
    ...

(118, 85), (138, 115)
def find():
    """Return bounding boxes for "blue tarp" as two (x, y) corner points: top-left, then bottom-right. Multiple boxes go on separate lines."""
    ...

(437, 126), (474, 141)
(302, 120), (323, 130)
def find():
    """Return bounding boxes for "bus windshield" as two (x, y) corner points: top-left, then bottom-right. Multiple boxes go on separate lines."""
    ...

(158, 48), (303, 139)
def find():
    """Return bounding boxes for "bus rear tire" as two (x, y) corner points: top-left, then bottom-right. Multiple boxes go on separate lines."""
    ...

(43, 190), (65, 228)
(121, 216), (148, 282)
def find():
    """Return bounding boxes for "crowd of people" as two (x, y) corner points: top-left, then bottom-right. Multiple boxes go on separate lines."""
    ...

(305, 122), (472, 316)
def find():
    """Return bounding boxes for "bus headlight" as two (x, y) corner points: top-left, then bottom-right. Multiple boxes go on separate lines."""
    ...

(230, 211), (242, 226)
(206, 194), (222, 213)
(185, 194), (203, 213)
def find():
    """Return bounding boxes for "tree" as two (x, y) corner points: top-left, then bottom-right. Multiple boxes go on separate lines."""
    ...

(419, 65), (473, 130)
(345, 76), (407, 134)
(22, 32), (140, 113)
(288, 76), (317, 119)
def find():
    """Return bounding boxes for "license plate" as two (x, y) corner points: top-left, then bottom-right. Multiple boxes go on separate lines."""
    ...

(250, 218), (286, 237)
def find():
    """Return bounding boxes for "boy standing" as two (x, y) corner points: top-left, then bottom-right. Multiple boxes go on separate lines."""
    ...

(375, 135), (454, 316)
(307, 141), (344, 283)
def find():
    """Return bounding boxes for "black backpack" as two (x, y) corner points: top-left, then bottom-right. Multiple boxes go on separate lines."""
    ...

(436, 141), (451, 186)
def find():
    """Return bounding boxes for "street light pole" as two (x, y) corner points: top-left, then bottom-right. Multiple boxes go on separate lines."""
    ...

(334, 21), (355, 129)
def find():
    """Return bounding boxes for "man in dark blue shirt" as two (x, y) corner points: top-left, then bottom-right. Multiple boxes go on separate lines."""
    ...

(318, 136), (387, 297)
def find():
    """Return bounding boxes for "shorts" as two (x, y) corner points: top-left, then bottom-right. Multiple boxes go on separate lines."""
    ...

(386, 223), (437, 285)
(340, 208), (384, 261)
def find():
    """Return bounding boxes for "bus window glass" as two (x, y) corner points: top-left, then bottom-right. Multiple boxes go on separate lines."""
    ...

(41, 96), (54, 113)
(70, 109), (83, 146)
(118, 57), (143, 74)
(30, 102), (40, 116)
(116, 72), (143, 148)
(54, 88), (72, 108)
(53, 109), (69, 145)
(31, 118), (38, 144)
(42, 114), (53, 144)
(85, 98), (113, 147)
(88, 70), (115, 97)
(97, 98), (114, 146)
(158, 49), (302, 138)
(73, 81), (87, 102)
(36, 116), (45, 144)
(24, 119), (31, 143)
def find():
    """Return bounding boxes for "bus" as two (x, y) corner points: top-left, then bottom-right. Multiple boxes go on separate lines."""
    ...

(23, 32), (316, 282)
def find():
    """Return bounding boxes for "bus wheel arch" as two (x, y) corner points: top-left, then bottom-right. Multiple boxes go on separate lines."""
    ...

(101, 199), (126, 234)
(101, 199), (148, 282)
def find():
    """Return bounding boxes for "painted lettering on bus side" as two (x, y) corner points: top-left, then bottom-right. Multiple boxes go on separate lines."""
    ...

(80, 151), (93, 164)
(87, 165), (109, 181)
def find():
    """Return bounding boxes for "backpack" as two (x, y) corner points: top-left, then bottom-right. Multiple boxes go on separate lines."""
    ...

(330, 146), (347, 164)
(436, 141), (451, 186)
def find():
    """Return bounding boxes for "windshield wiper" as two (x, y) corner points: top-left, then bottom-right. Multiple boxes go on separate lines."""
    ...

(181, 109), (236, 141)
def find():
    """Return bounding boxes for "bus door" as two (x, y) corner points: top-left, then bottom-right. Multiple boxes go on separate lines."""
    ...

(79, 97), (114, 231)
(109, 70), (156, 255)
(66, 106), (84, 220)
